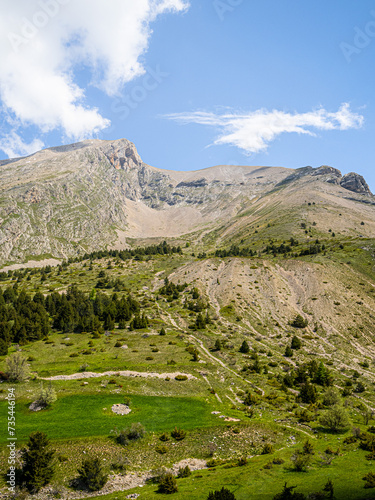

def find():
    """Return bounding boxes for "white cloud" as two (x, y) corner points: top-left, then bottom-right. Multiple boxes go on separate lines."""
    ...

(166, 103), (364, 154)
(0, 132), (44, 158)
(0, 0), (189, 157)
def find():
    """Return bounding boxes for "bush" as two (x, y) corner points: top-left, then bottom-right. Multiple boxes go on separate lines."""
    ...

(319, 405), (350, 432)
(273, 483), (306, 499)
(5, 352), (29, 382)
(322, 387), (341, 407)
(302, 440), (314, 455)
(155, 445), (168, 454)
(77, 456), (108, 491)
(157, 473), (178, 494)
(116, 423), (145, 445)
(207, 487), (237, 499)
(237, 456), (247, 466)
(291, 314), (308, 328)
(36, 383), (57, 407)
(262, 443), (274, 455)
(177, 465), (191, 478)
(290, 451), (311, 471)
(175, 375), (188, 381)
(363, 472), (375, 488)
(160, 432), (170, 442)
(291, 336), (302, 349)
(171, 427), (186, 441)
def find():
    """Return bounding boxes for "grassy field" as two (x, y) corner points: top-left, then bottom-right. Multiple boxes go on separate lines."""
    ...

(0, 394), (227, 443)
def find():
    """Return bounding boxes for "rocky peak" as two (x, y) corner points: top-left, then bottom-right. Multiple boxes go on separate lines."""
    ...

(311, 165), (342, 178)
(340, 172), (372, 195)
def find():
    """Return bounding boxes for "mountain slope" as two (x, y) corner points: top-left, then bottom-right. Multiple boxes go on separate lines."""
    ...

(0, 138), (373, 267)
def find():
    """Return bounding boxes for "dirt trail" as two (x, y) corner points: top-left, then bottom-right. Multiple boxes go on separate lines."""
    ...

(190, 335), (265, 395)
(41, 370), (196, 381)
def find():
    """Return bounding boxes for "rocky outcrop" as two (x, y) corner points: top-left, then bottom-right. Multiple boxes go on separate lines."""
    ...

(0, 139), (373, 266)
(340, 172), (372, 195)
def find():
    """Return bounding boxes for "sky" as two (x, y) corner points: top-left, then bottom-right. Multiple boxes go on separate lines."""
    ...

(0, 1), (375, 189)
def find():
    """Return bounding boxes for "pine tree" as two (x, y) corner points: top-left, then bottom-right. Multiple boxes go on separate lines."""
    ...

(207, 487), (237, 499)
(21, 432), (55, 493)
(285, 345), (293, 357)
(239, 340), (250, 353)
(195, 312), (206, 329)
(78, 456), (108, 491)
(159, 327), (166, 336)
(299, 381), (317, 404)
(291, 335), (302, 349)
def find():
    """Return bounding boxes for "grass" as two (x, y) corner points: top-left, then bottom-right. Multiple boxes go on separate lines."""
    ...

(0, 394), (223, 443)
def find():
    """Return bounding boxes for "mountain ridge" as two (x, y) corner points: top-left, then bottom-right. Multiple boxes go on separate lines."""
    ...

(0, 138), (374, 267)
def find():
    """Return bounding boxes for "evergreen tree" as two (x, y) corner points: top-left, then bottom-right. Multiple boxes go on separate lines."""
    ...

(0, 338), (8, 355)
(285, 345), (293, 357)
(273, 483), (306, 500)
(21, 432), (55, 493)
(291, 336), (302, 349)
(214, 339), (222, 351)
(239, 340), (250, 354)
(159, 327), (166, 336)
(157, 473), (178, 494)
(78, 456), (108, 491)
(298, 381), (317, 404)
(195, 313), (206, 329)
(207, 487), (237, 499)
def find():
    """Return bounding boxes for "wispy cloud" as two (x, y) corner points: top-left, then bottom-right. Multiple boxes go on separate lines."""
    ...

(165, 103), (364, 154)
(0, 0), (189, 157)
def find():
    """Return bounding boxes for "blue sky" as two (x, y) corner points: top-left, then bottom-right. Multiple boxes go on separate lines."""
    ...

(0, 1), (375, 189)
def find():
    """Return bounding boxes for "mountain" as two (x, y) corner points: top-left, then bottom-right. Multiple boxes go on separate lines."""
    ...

(0, 138), (374, 267)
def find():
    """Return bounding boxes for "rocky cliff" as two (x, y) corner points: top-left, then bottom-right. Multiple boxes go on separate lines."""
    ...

(0, 139), (373, 267)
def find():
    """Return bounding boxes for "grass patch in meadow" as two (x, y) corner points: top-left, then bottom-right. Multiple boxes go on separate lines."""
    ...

(0, 394), (222, 443)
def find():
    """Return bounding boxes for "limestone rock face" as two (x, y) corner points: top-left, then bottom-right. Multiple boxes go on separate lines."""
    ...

(0, 139), (373, 267)
(340, 172), (371, 195)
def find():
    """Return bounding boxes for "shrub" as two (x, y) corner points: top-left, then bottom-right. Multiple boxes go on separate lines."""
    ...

(77, 457), (108, 491)
(177, 465), (191, 478)
(5, 352), (29, 382)
(69, 353), (79, 357)
(160, 432), (170, 442)
(291, 336), (302, 349)
(284, 345), (293, 357)
(110, 455), (128, 472)
(114, 341), (122, 347)
(116, 423), (145, 445)
(171, 427), (186, 441)
(243, 392), (258, 406)
(262, 443), (274, 455)
(319, 405), (350, 432)
(207, 487), (237, 499)
(363, 472), (375, 488)
(157, 473), (178, 494)
(36, 383), (57, 407)
(155, 445), (168, 454)
(273, 483), (306, 499)
(290, 451), (311, 472)
(238, 456), (247, 466)
(160, 327), (166, 335)
(291, 315), (308, 328)
(175, 375), (188, 381)
(343, 436), (357, 444)
(322, 387), (341, 407)
(302, 440), (314, 455)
